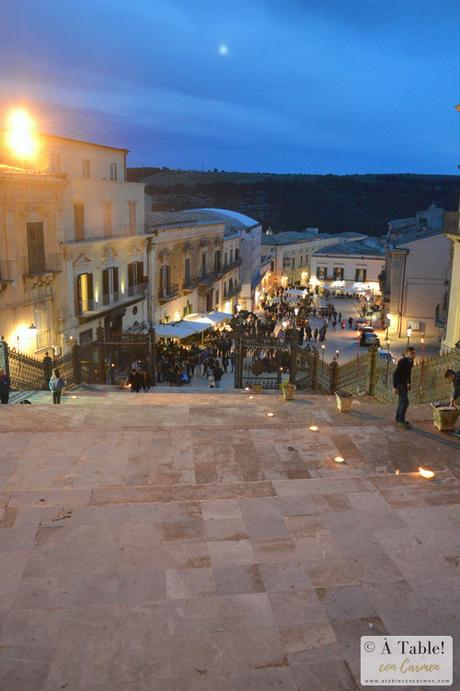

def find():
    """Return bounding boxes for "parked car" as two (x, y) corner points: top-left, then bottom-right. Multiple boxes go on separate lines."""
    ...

(377, 348), (396, 363)
(360, 331), (380, 347)
(356, 319), (369, 331)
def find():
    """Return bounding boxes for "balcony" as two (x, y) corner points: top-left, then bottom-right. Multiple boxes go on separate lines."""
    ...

(76, 299), (95, 316)
(182, 276), (200, 292)
(222, 256), (242, 274)
(127, 282), (147, 298)
(198, 271), (220, 285)
(61, 223), (146, 244)
(102, 291), (120, 306)
(224, 282), (241, 299)
(0, 260), (14, 287)
(24, 253), (62, 276)
(159, 284), (180, 304)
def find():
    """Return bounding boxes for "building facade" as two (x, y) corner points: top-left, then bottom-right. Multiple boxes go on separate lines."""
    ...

(310, 238), (385, 295)
(0, 164), (66, 354)
(441, 210), (460, 352)
(382, 229), (451, 338)
(0, 125), (148, 355)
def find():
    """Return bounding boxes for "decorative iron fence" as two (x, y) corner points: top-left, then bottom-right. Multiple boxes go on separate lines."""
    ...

(8, 349), (46, 390)
(336, 351), (372, 396)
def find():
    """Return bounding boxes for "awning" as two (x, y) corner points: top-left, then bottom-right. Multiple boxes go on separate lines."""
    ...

(184, 311), (233, 326)
(154, 321), (209, 339)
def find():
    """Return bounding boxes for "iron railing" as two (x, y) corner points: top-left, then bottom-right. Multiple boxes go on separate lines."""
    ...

(61, 223), (146, 243)
(222, 256), (242, 273)
(159, 284), (179, 303)
(24, 253), (62, 276)
(224, 283), (241, 299)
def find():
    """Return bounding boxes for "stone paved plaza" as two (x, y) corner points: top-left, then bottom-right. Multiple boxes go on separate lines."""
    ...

(0, 390), (459, 691)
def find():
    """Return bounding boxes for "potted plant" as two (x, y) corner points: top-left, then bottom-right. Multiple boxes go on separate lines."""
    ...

(252, 383), (263, 394)
(280, 381), (296, 400)
(335, 390), (353, 412)
(431, 403), (459, 431)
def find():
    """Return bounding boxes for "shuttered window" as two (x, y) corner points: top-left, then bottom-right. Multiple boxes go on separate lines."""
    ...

(27, 222), (45, 274)
(74, 202), (85, 241)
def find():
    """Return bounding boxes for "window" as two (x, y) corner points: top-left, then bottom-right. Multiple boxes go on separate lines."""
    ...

(229, 249), (233, 263)
(333, 267), (344, 281)
(160, 265), (170, 296)
(102, 201), (112, 237)
(292, 257), (295, 269)
(110, 163), (118, 181)
(128, 261), (144, 295)
(27, 222), (45, 274)
(74, 202), (85, 241)
(355, 268), (367, 282)
(317, 266), (327, 280)
(214, 250), (222, 273)
(215, 289), (219, 306)
(224, 252), (228, 266)
(201, 253), (207, 276)
(76, 273), (93, 314)
(102, 267), (119, 305)
(82, 159), (90, 178)
(206, 289), (213, 311)
(128, 201), (137, 234)
(51, 154), (61, 174)
(184, 257), (191, 286)
(235, 247), (239, 260)
(283, 257), (291, 268)
(183, 301), (192, 317)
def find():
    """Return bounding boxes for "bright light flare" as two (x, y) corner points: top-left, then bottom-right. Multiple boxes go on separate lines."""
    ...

(418, 467), (435, 479)
(309, 425), (318, 431)
(6, 108), (39, 160)
(334, 456), (345, 464)
(267, 412), (274, 417)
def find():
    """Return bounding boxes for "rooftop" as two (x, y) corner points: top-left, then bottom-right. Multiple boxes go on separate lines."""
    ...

(314, 238), (386, 257)
(389, 226), (444, 248)
(0, 389), (457, 689)
(262, 231), (365, 247)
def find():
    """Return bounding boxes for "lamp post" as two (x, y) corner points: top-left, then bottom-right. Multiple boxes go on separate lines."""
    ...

(335, 349), (340, 360)
(406, 326), (412, 348)
(321, 343), (326, 364)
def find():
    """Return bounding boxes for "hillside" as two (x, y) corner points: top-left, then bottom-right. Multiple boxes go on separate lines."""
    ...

(128, 168), (460, 236)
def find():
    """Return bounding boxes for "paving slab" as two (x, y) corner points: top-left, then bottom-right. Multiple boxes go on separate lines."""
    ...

(0, 390), (458, 690)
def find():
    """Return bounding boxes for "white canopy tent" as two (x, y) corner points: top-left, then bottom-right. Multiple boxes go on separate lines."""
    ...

(184, 311), (233, 326)
(154, 321), (209, 340)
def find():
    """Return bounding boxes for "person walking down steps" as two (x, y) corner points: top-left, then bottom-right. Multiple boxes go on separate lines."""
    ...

(49, 368), (66, 404)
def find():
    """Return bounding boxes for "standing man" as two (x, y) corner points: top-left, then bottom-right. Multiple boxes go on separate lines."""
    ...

(393, 347), (416, 428)
(0, 368), (10, 404)
(444, 368), (460, 438)
(43, 351), (53, 388)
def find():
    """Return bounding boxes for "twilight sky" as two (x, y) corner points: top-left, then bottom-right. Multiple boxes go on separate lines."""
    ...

(1, 0), (459, 174)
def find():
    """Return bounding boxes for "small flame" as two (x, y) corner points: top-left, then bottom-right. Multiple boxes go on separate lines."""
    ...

(309, 425), (318, 431)
(267, 412), (274, 417)
(395, 469), (400, 475)
(418, 467), (434, 479)
(334, 456), (345, 463)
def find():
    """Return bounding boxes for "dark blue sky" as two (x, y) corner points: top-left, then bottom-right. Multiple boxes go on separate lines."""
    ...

(1, 0), (459, 173)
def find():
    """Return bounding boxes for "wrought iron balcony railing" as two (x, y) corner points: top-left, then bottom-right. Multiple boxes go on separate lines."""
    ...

(222, 256), (242, 273)
(24, 253), (62, 276)
(224, 283), (241, 299)
(62, 223), (147, 243)
(159, 284), (180, 303)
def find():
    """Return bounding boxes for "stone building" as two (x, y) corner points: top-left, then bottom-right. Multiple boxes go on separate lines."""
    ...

(382, 224), (450, 339)
(0, 116), (149, 355)
(441, 210), (460, 353)
(310, 237), (385, 295)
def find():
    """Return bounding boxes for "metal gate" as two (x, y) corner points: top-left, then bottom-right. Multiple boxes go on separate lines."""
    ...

(235, 335), (291, 389)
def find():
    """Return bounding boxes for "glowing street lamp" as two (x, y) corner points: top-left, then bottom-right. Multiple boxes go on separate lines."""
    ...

(5, 108), (39, 161)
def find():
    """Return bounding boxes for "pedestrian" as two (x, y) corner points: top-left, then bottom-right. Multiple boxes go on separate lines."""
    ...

(313, 328), (318, 342)
(230, 351), (237, 373)
(43, 351), (53, 387)
(0, 368), (10, 404)
(213, 362), (224, 388)
(49, 368), (66, 404)
(444, 368), (460, 438)
(348, 317), (353, 329)
(393, 347), (416, 428)
(298, 326), (305, 346)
